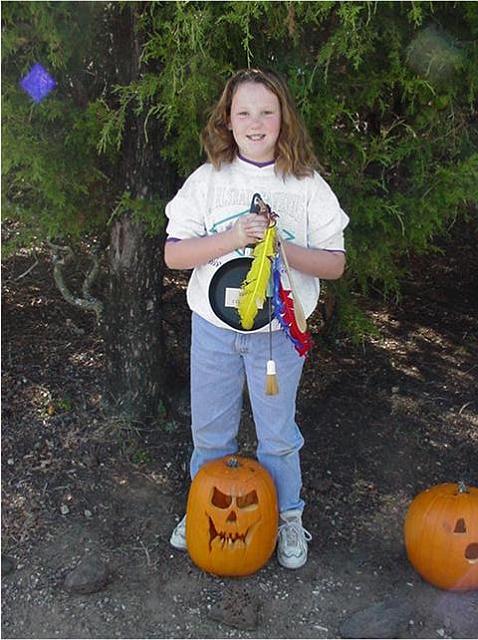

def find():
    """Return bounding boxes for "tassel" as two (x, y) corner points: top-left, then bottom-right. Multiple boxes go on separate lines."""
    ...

(272, 256), (313, 357)
(265, 359), (279, 395)
(265, 291), (279, 395)
(238, 223), (277, 330)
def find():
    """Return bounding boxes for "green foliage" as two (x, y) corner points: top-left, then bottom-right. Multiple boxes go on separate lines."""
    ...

(2, 1), (117, 253)
(109, 191), (167, 236)
(131, 448), (152, 465)
(54, 395), (73, 412)
(2, 1), (477, 337)
(138, 0), (477, 325)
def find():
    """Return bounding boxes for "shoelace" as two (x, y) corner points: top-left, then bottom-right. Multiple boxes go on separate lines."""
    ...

(278, 520), (312, 546)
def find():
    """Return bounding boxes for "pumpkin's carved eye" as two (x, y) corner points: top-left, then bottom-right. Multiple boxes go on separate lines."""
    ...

(211, 488), (232, 509)
(465, 544), (478, 561)
(237, 490), (258, 509)
(211, 488), (259, 509)
(454, 518), (467, 533)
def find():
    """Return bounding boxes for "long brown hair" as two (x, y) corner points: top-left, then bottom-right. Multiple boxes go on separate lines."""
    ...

(202, 68), (317, 179)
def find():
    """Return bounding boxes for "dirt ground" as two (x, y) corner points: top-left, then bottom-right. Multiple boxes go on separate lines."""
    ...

(2, 221), (478, 639)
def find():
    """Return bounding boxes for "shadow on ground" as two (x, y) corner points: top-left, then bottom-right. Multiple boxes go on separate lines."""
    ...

(2, 221), (477, 638)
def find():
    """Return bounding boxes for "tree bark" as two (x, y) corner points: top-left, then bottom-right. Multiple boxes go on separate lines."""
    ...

(101, 4), (178, 423)
(103, 215), (167, 422)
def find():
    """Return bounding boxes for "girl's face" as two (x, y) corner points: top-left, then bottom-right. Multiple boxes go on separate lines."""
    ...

(228, 82), (281, 163)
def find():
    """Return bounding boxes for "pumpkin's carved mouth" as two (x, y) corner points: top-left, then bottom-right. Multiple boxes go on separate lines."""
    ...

(208, 516), (250, 550)
(465, 543), (478, 564)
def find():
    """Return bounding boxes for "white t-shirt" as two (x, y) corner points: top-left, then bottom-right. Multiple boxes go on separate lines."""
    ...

(165, 157), (349, 332)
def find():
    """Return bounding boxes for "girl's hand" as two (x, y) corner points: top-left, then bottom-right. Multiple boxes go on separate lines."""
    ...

(231, 214), (269, 248)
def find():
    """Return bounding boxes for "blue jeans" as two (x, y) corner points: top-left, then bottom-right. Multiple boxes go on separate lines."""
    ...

(190, 312), (305, 513)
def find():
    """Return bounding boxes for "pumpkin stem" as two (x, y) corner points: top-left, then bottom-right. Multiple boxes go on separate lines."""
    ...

(457, 481), (468, 494)
(226, 457), (240, 468)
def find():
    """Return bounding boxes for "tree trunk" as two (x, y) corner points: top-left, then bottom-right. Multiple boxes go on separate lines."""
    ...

(103, 215), (166, 422)
(101, 4), (179, 423)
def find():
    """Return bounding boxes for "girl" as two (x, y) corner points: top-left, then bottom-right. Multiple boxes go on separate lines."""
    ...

(164, 68), (349, 569)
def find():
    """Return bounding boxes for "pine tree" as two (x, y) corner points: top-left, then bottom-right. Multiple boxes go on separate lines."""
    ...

(3, 2), (477, 421)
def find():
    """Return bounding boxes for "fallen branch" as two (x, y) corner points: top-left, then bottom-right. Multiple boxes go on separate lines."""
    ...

(15, 253), (39, 280)
(47, 240), (104, 323)
(458, 401), (474, 415)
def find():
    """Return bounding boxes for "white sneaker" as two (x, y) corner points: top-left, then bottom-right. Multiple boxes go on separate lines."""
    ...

(277, 510), (312, 569)
(170, 514), (187, 550)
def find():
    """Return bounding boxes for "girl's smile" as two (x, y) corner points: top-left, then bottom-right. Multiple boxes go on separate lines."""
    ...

(228, 82), (281, 163)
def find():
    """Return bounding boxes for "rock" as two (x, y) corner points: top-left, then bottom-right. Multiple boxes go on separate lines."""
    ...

(60, 504), (70, 515)
(64, 554), (109, 595)
(1, 555), (15, 576)
(339, 599), (413, 639)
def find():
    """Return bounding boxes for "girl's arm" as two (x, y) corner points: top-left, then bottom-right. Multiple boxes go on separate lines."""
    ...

(164, 214), (268, 269)
(283, 242), (346, 280)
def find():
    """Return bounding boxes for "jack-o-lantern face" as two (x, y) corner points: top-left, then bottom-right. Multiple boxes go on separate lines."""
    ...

(186, 456), (278, 576)
(207, 486), (261, 551)
(404, 482), (478, 591)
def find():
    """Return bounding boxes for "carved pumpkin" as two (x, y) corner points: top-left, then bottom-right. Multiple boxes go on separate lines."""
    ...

(186, 456), (278, 576)
(404, 482), (478, 591)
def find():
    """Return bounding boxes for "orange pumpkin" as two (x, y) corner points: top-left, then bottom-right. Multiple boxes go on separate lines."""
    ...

(404, 482), (478, 591)
(186, 456), (278, 576)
